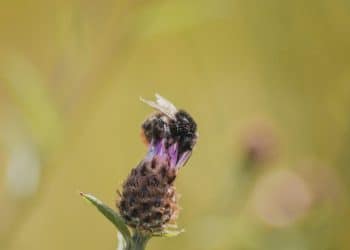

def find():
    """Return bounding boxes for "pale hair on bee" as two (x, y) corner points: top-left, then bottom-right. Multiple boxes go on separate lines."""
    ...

(140, 93), (178, 120)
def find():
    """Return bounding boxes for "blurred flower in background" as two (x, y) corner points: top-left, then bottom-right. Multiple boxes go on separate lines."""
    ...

(241, 120), (278, 167)
(251, 169), (313, 228)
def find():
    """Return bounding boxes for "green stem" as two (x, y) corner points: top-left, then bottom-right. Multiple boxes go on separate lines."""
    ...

(131, 232), (150, 250)
(118, 232), (150, 250)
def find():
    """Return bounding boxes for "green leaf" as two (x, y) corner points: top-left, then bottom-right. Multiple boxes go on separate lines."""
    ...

(80, 192), (131, 244)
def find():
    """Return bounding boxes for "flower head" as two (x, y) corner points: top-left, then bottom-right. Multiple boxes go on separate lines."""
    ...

(118, 94), (198, 233)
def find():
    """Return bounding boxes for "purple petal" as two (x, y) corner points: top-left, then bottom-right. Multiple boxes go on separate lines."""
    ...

(145, 139), (163, 160)
(158, 139), (165, 154)
(154, 140), (163, 154)
(156, 139), (169, 161)
(145, 145), (155, 161)
(176, 151), (192, 168)
(168, 143), (179, 168)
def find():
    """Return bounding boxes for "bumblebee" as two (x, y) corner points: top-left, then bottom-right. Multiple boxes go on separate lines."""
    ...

(140, 94), (198, 168)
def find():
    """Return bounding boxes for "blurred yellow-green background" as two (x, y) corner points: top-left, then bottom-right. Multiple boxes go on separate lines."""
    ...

(0, 0), (350, 249)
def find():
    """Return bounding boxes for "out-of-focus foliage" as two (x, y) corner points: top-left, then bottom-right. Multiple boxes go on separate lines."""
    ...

(0, 0), (349, 250)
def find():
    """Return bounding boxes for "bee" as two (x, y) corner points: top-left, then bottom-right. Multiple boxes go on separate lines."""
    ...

(140, 94), (198, 168)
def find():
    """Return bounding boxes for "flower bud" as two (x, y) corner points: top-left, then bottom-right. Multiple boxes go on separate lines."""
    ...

(118, 156), (178, 232)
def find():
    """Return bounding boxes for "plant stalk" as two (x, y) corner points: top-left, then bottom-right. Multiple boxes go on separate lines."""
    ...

(131, 232), (150, 250)
(118, 231), (150, 250)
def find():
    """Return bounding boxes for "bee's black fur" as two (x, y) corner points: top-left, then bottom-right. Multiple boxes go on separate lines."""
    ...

(169, 110), (197, 153)
(142, 113), (170, 143)
(142, 110), (197, 154)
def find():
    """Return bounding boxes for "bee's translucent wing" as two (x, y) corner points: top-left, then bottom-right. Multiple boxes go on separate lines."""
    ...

(140, 93), (177, 119)
(155, 93), (177, 114)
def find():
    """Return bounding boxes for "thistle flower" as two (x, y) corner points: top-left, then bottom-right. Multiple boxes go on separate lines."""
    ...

(80, 94), (198, 250)
(118, 94), (198, 233)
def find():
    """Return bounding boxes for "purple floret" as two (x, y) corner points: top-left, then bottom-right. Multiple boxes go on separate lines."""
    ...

(145, 139), (191, 169)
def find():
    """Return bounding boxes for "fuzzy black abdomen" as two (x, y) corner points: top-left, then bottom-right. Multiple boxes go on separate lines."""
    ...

(170, 110), (197, 153)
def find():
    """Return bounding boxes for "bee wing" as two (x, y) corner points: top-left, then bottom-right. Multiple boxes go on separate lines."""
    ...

(155, 93), (177, 114)
(140, 93), (177, 119)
